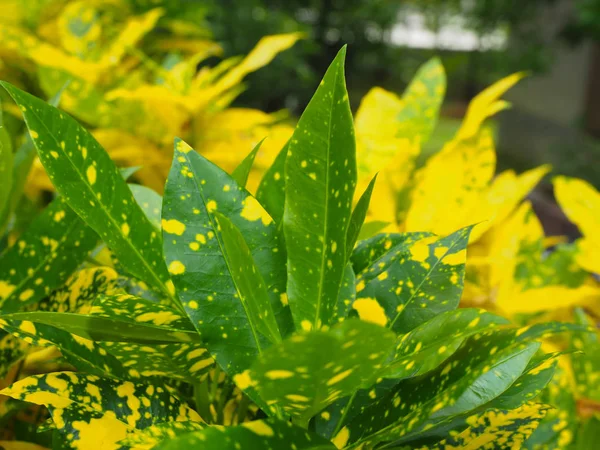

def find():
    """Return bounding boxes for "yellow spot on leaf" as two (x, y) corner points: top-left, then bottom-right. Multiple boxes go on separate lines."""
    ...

(265, 370), (294, 380)
(86, 166), (97, 185)
(332, 426), (350, 449)
(29, 130), (39, 139)
(19, 289), (35, 302)
(206, 200), (217, 212)
(19, 321), (36, 335)
(327, 369), (353, 386)
(353, 298), (388, 326)
(168, 261), (186, 275)
(233, 370), (255, 390)
(189, 242), (200, 251)
(300, 320), (312, 331)
(162, 219), (186, 235)
(54, 211), (66, 222)
(121, 223), (130, 236)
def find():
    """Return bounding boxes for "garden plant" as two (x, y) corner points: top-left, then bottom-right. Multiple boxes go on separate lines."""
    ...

(0, 43), (596, 449)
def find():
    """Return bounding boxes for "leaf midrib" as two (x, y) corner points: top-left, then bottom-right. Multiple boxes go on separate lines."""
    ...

(25, 104), (172, 301)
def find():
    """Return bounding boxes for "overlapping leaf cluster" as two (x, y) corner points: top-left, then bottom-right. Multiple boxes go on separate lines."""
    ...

(0, 0), (299, 203)
(0, 45), (583, 449)
(351, 56), (600, 447)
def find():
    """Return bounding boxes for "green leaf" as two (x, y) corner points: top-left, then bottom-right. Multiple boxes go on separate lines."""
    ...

(421, 403), (548, 450)
(0, 332), (27, 379)
(283, 46), (357, 331)
(396, 57), (446, 144)
(334, 263), (356, 321)
(0, 197), (98, 311)
(350, 232), (430, 274)
(356, 226), (472, 333)
(0, 83), (67, 232)
(346, 174), (377, 257)
(162, 139), (290, 379)
(122, 421), (205, 449)
(232, 138), (264, 188)
(0, 302), (200, 345)
(335, 331), (541, 448)
(256, 139), (288, 225)
(129, 184), (162, 230)
(1, 372), (202, 448)
(154, 420), (335, 450)
(385, 309), (509, 379)
(248, 319), (395, 424)
(213, 212), (282, 346)
(0, 119), (12, 222)
(0, 82), (174, 302)
(120, 166), (141, 181)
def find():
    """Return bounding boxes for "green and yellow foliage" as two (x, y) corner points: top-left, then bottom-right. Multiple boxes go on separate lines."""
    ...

(0, 3), (599, 449)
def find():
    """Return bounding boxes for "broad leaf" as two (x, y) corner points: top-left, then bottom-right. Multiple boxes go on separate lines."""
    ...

(162, 139), (290, 378)
(385, 309), (509, 379)
(256, 140), (288, 224)
(213, 213), (282, 345)
(0, 82), (174, 301)
(0, 198), (98, 311)
(154, 420), (334, 450)
(283, 46), (357, 331)
(247, 319), (395, 425)
(232, 139), (264, 188)
(356, 226), (472, 333)
(0, 372), (202, 448)
(421, 403), (548, 449)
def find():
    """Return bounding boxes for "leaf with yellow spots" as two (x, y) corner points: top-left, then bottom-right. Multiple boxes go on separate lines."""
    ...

(232, 139), (264, 188)
(385, 309), (509, 380)
(34, 267), (120, 314)
(256, 139), (288, 225)
(356, 226), (472, 333)
(420, 403), (549, 450)
(0, 372), (202, 448)
(213, 213), (282, 346)
(350, 232), (430, 274)
(0, 332), (28, 379)
(163, 138), (290, 382)
(284, 46), (357, 331)
(0, 197), (98, 311)
(334, 263), (356, 321)
(337, 329), (549, 448)
(153, 419), (334, 450)
(247, 319), (395, 425)
(0, 82), (176, 304)
(1, 297), (201, 345)
(121, 420), (205, 449)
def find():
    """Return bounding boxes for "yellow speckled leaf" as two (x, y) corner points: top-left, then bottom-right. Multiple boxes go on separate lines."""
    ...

(0, 372), (202, 449)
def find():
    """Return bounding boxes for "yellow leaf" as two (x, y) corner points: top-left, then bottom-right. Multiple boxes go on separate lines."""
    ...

(454, 72), (526, 142)
(554, 176), (600, 273)
(405, 129), (496, 236)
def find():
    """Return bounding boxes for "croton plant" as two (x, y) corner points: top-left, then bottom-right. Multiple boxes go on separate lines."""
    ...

(0, 46), (596, 449)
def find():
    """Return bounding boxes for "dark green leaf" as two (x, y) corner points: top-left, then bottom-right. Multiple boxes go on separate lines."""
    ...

(162, 139), (290, 380)
(214, 212), (282, 345)
(154, 420), (334, 450)
(248, 319), (396, 424)
(283, 46), (357, 331)
(1, 372), (202, 448)
(356, 226), (472, 333)
(0, 197), (98, 311)
(0, 82), (174, 302)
